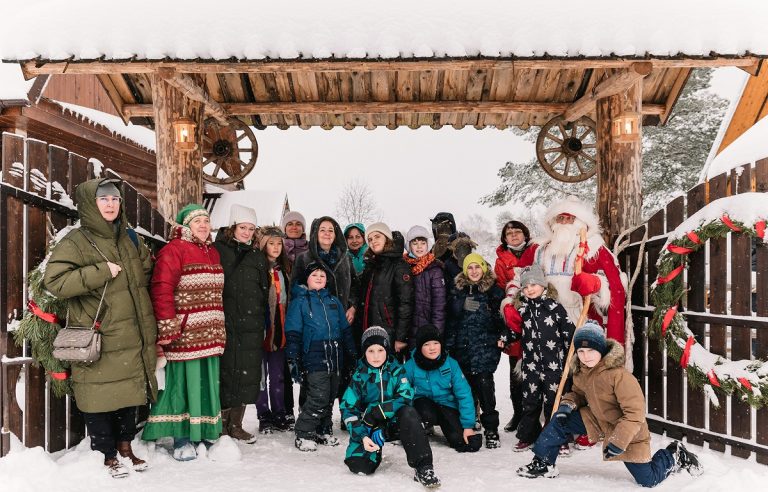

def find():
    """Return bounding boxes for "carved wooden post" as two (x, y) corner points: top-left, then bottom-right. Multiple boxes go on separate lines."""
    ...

(596, 77), (643, 243)
(151, 73), (205, 223)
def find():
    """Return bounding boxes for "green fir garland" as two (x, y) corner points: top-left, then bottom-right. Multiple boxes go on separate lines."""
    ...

(649, 214), (768, 408)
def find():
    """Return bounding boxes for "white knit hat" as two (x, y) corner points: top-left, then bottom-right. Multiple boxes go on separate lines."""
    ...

(405, 225), (431, 254)
(229, 204), (258, 226)
(367, 222), (393, 241)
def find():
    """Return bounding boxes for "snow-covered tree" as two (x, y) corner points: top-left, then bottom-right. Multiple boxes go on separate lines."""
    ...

(460, 213), (497, 261)
(481, 69), (728, 218)
(334, 179), (381, 225)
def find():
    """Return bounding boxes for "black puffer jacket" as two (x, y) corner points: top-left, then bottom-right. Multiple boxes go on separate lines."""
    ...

(214, 230), (270, 408)
(291, 216), (354, 309)
(356, 232), (415, 344)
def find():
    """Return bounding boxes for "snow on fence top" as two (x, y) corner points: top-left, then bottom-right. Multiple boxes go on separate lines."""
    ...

(705, 115), (768, 179)
(1, 0), (767, 62)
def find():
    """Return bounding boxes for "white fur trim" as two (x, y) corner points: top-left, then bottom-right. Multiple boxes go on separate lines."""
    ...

(533, 198), (605, 260)
(590, 272), (612, 313)
(500, 295), (515, 314)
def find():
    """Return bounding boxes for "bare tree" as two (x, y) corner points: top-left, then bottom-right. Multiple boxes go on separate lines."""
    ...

(334, 179), (381, 226)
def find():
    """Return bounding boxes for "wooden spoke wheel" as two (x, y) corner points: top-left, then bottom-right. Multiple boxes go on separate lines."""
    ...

(535, 116), (597, 183)
(202, 117), (258, 185)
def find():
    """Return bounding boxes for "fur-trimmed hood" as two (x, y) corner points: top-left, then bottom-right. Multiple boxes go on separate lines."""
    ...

(454, 269), (496, 292)
(532, 197), (605, 259)
(571, 338), (624, 375)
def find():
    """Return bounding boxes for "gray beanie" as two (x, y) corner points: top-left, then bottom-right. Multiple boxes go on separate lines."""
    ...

(361, 326), (390, 353)
(520, 264), (547, 288)
(95, 179), (121, 198)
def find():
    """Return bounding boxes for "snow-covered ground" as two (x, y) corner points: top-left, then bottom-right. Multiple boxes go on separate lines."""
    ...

(2, 362), (767, 492)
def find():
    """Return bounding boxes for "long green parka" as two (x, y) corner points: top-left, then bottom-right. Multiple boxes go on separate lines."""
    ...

(43, 178), (158, 413)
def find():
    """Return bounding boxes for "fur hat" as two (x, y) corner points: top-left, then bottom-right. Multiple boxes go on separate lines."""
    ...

(541, 197), (600, 235)
(519, 264), (547, 288)
(501, 220), (530, 245)
(229, 204), (258, 227)
(281, 211), (306, 232)
(176, 204), (209, 227)
(259, 225), (285, 250)
(95, 179), (121, 198)
(573, 321), (607, 356)
(367, 222), (393, 241)
(462, 252), (488, 275)
(430, 212), (457, 239)
(361, 326), (390, 353)
(405, 225), (431, 254)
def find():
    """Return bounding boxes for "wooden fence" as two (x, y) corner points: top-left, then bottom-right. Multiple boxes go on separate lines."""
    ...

(619, 157), (768, 464)
(0, 132), (169, 457)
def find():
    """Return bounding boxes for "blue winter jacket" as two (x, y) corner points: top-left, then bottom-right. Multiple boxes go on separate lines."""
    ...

(285, 283), (357, 374)
(404, 350), (476, 429)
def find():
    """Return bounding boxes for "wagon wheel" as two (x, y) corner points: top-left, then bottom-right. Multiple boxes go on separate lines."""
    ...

(535, 116), (597, 183)
(202, 117), (258, 185)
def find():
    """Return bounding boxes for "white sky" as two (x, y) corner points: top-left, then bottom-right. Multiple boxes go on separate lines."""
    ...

(244, 67), (747, 235)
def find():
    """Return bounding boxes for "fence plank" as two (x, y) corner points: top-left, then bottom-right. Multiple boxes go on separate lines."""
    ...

(123, 183), (138, 227)
(754, 158), (768, 465)
(685, 182), (707, 446)
(68, 154), (89, 205)
(707, 172), (728, 452)
(646, 210), (665, 419)
(138, 194), (152, 232)
(152, 209), (165, 239)
(665, 197), (685, 434)
(48, 146), (71, 232)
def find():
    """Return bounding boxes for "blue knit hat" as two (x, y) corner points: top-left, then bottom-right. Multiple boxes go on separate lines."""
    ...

(573, 321), (607, 355)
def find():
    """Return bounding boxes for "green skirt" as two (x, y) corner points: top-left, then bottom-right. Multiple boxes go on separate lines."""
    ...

(142, 357), (222, 442)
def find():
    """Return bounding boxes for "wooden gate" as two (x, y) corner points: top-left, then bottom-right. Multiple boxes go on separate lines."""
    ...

(619, 157), (768, 463)
(0, 132), (168, 457)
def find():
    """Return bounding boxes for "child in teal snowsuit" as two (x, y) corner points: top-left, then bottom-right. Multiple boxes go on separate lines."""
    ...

(340, 326), (441, 488)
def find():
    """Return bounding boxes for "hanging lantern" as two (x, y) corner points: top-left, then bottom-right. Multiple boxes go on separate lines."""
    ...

(612, 111), (641, 143)
(173, 116), (197, 151)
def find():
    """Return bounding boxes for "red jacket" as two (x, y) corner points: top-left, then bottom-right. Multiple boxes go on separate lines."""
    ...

(151, 226), (226, 361)
(494, 244), (527, 357)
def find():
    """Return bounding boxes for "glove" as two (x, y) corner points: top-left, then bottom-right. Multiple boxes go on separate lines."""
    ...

(287, 359), (303, 384)
(362, 405), (386, 428)
(554, 403), (573, 425)
(571, 272), (601, 297)
(369, 427), (385, 448)
(603, 442), (625, 459)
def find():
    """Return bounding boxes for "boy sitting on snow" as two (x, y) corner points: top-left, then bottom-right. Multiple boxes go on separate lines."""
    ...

(517, 321), (703, 486)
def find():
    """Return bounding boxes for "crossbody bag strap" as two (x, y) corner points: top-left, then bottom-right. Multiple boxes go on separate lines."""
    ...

(65, 229), (112, 330)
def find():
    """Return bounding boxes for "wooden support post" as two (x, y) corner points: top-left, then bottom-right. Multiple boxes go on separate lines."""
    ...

(596, 78), (643, 243)
(158, 68), (229, 125)
(151, 74), (205, 223)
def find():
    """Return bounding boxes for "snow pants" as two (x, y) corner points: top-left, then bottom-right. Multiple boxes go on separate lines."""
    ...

(517, 364), (561, 443)
(83, 406), (137, 460)
(533, 410), (676, 487)
(508, 354), (524, 430)
(295, 371), (339, 439)
(466, 372), (499, 432)
(413, 398), (482, 452)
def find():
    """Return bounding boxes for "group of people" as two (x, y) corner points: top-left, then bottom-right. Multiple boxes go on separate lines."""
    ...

(43, 177), (703, 488)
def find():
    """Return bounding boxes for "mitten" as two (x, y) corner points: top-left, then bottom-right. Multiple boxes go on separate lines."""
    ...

(369, 427), (385, 448)
(554, 403), (573, 424)
(603, 442), (625, 459)
(571, 272), (601, 297)
(156, 344), (167, 369)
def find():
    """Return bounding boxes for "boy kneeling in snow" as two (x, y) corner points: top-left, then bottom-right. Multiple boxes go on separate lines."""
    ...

(340, 327), (441, 488)
(517, 321), (703, 486)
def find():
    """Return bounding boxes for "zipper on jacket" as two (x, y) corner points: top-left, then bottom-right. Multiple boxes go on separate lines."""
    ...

(363, 273), (374, 328)
(379, 368), (385, 403)
(320, 299), (334, 373)
(382, 304), (393, 327)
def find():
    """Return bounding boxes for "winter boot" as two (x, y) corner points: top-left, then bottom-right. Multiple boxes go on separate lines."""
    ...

(517, 456), (559, 479)
(259, 412), (276, 434)
(513, 440), (532, 452)
(229, 405), (257, 444)
(117, 441), (148, 471)
(295, 436), (318, 452)
(558, 443), (572, 457)
(316, 427), (340, 447)
(220, 408), (231, 436)
(574, 433), (596, 450)
(484, 430), (501, 449)
(172, 438), (197, 461)
(104, 457), (129, 479)
(503, 415), (520, 433)
(414, 465), (441, 488)
(667, 441), (703, 476)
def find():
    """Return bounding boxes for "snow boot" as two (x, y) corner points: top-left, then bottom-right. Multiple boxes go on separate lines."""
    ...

(220, 408), (231, 437)
(517, 456), (559, 479)
(316, 427), (340, 447)
(117, 441), (148, 471)
(172, 438), (197, 461)
(414, 465), (441, 488)
(104, 457), (129, 479)
(295, 436), (318, 452)
(667, 441), (703, 476)
(558, 443), (572, 457)
(503, 415), (520, 433)
(228, 405), (257, 444)
(259, 414), (276, 434)
(484, 430), (501, 449)
(513, 440), (532, 452)
(574, 433), (596, 450)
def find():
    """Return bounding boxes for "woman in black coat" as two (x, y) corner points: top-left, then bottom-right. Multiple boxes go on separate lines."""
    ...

(355, 222), (415, 355)
(214, 205), (270, 443)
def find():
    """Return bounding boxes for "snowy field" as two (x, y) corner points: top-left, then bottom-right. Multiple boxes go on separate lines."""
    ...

(2, 362), (767, 492)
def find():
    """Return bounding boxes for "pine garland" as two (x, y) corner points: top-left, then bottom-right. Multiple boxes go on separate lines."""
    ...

(649, 214), (768, 408)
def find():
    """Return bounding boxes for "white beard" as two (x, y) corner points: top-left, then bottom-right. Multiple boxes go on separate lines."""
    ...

(547, 219), (585, 257)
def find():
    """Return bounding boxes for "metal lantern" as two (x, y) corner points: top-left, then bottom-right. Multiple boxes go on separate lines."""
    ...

(612, 111), (641, 143)
(173, 116), (197, 151)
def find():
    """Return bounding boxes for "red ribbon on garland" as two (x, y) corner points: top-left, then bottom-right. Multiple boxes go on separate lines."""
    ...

(667, 244), (695, 255)
(686, 231), (702, 244)
(661, 305), (678, 336)
(757, 220), (766, 240)
(679, 336), (696, 368)
(27, 299), (60, 325)
(657, 265), (684, 285)
(738, 377), (753, 392)
(721, 214), (742, 232)
(707, 369), (720, 387)
(48, 370), (69, 380)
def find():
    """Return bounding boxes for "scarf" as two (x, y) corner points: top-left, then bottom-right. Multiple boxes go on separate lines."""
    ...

(318, 247), (338, 268)
(404, 252), (436, 276)
(284, 237), (308, 262)
(414, 348), (447, 371)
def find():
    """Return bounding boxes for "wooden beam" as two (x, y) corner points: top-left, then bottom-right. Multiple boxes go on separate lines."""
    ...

(659, 68), (692, 125)
(16, 57), (763, 76)
(122, 101), (666, 117)
(739, 58), (763, 76)
(564, 62), (652, 122)
(95, 74), (130, 124)
(157, 68), (229, 124)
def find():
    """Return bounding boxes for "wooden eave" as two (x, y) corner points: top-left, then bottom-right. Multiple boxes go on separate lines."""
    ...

(12, 55), (765, 130)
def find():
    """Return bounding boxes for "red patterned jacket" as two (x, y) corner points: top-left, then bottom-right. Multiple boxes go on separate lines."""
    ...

(151, 226), (226, 361)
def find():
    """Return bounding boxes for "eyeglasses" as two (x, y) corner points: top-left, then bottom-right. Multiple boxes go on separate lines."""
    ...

(555, 214), (576, 224)
(96, 196), (122, 205)
(505, 229), (524, 235)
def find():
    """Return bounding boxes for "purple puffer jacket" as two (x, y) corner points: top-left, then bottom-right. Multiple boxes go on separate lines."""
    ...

(408, 259), (447, 346)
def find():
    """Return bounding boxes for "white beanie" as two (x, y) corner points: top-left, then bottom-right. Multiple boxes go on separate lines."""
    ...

(281, 211), (306, 231)
(367, 222), (393, 241)
(229, 204), (258, 226)
(405, 225), (431, 254)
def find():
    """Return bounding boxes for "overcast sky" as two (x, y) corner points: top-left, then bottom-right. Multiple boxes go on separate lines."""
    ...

(243, 67), (747, 236)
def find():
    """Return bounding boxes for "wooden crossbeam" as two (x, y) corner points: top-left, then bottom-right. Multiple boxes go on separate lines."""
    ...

(122, 101), (666, 118)
(157, 68), (229, 125)
(16, 57), (762, 76)
(564, 62), (653, 122)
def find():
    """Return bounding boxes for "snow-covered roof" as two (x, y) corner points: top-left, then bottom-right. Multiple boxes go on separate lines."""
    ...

(0, 62), (34, 103)
(705, 115), (768, 179)
(209, 190), (289, 229)
(1, 0), (767, 62)
(54, 101), (157, 152)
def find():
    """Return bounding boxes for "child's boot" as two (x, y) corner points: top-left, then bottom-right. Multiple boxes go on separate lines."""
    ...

(414, 465), (441, 488)
(516, 456), (559, 479)
(667, 441), (703, 476)
(295, 436), (318, 452)
(484, 430), (501, 449)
